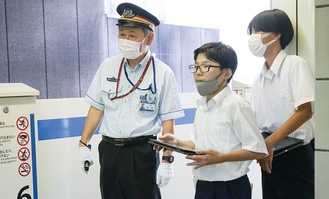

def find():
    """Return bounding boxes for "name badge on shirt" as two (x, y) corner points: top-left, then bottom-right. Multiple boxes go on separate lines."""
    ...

(139, 93), (156, 112)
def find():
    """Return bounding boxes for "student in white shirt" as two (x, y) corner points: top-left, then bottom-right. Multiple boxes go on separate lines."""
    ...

(159, 42), (268, 199)
(247, 9), (315, 199)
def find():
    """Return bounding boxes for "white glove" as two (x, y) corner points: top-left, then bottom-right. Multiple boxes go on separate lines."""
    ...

(156, 163), (174, 188)
(79, 146), (94, 173)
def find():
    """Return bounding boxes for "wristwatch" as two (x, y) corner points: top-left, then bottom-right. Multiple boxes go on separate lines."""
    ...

(162, 155), (174, 163)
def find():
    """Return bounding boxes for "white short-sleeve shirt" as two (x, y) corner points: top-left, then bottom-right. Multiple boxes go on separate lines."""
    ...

(250, 50), (315, 143)
(190, 86), (268, 181)
(86, 52), (184, 138)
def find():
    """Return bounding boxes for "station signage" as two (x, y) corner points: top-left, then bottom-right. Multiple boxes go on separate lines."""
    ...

(0, 114), (37, 199)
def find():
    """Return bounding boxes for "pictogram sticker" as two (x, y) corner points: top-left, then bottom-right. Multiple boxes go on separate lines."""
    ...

(16, 116), (29, 131)
(18, 163), (31, 177)
(18, 147), (30, 162)
(17, 132), (30, 146)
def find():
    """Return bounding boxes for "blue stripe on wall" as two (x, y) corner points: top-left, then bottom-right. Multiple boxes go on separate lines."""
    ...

(30, 114), (39, 199)
(175, 108), (195, 125)
(38, 108), (196, 141)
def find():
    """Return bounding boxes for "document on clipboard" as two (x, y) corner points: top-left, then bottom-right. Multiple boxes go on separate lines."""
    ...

(148, 139), (197, 155)
(261, 132), (304, 157)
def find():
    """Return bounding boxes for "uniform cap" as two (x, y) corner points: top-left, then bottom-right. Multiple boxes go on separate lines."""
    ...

(116, 2), (160, 31)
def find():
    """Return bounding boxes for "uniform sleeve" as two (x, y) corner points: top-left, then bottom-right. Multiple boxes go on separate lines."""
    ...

(85, 66), (105, 111)
(290, 57), (315, 109)
(234, 100), (268, 154)
(158, 69), (185, 121)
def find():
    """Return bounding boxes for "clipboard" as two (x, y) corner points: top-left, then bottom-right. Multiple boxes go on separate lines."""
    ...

(148, 139), (196, 155)
(261, 132), (304, 157)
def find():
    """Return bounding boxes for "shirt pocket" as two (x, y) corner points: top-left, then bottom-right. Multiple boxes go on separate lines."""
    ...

(100, 82), (121, 110)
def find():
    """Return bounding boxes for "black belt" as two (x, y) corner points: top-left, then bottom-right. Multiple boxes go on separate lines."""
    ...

(102, 135), (156, 146)
(197, 175), (248, 183)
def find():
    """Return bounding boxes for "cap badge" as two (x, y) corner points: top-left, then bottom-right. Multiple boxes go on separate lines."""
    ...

(122, 9), (135, 18)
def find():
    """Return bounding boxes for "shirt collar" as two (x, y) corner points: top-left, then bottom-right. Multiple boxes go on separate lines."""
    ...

(197, 86), (231, 109)
(124, 51), (151, 72)
(261, 50), (287, 79)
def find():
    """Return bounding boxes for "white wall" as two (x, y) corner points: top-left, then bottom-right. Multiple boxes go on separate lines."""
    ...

(34, 92), (263, 199)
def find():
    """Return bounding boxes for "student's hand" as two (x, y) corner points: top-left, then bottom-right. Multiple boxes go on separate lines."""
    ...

(158, 133), (177, 145)
(156, 163), (174, 188)
(186, 149), (220, 169)
(153, 133), (177, 152)
(257, 142), (274, 174)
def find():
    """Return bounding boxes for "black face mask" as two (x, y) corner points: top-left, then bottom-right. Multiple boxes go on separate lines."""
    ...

(194, 71), (224, 96)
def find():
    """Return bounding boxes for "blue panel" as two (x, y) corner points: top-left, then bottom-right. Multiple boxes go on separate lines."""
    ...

(38, 108), (196, 141)
(77, 0), (109, 97)
(201, 28), (220, 44)
(158, 54), (183, 92)
(44, 0), (79, 98)
(158, 24), (181, 54)
(0, 0), (8, 83)
(150, 26), (160, 54)
(0, 0), (220, 98)
(179, 26), (202, 91)
(157, 24), (182, 91)
(180, 26), (202, 56)
(107, 18), (120, 57)
(181, 54), (197, 92)
(6, 0), (46, 98)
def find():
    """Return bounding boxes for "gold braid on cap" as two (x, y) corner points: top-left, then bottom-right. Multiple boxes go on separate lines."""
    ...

(120, 8), (155, 30)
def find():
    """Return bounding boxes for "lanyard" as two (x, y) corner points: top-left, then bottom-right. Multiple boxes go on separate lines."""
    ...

(124, 56), (156, 94)
(111, 55), (153, 100)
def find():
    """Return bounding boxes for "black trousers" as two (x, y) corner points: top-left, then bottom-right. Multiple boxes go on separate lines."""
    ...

(195, 175), (251, 199)
(262, 139), (315, 199)
(98, 140), (161, 199)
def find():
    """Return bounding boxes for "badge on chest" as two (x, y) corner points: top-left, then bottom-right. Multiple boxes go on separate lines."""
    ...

(139, 93), (156, 111)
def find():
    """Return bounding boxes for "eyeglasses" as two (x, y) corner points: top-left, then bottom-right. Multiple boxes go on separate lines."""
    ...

(188, 64), (222, 73)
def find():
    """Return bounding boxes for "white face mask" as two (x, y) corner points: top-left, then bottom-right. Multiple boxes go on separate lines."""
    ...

(118, 35), (149, 59)
(248, 33), (276, 57)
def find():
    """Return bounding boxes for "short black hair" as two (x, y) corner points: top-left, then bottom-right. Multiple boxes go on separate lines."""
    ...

(193, 42), (238, 83)
(247, 9), (294, 49)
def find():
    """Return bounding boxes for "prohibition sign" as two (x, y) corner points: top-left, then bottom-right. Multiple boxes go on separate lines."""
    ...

(17, 132), (30, 146)
(18, 147), (30, 161)
(16, 116), (29, 131)
(18, 162), (31, 177)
